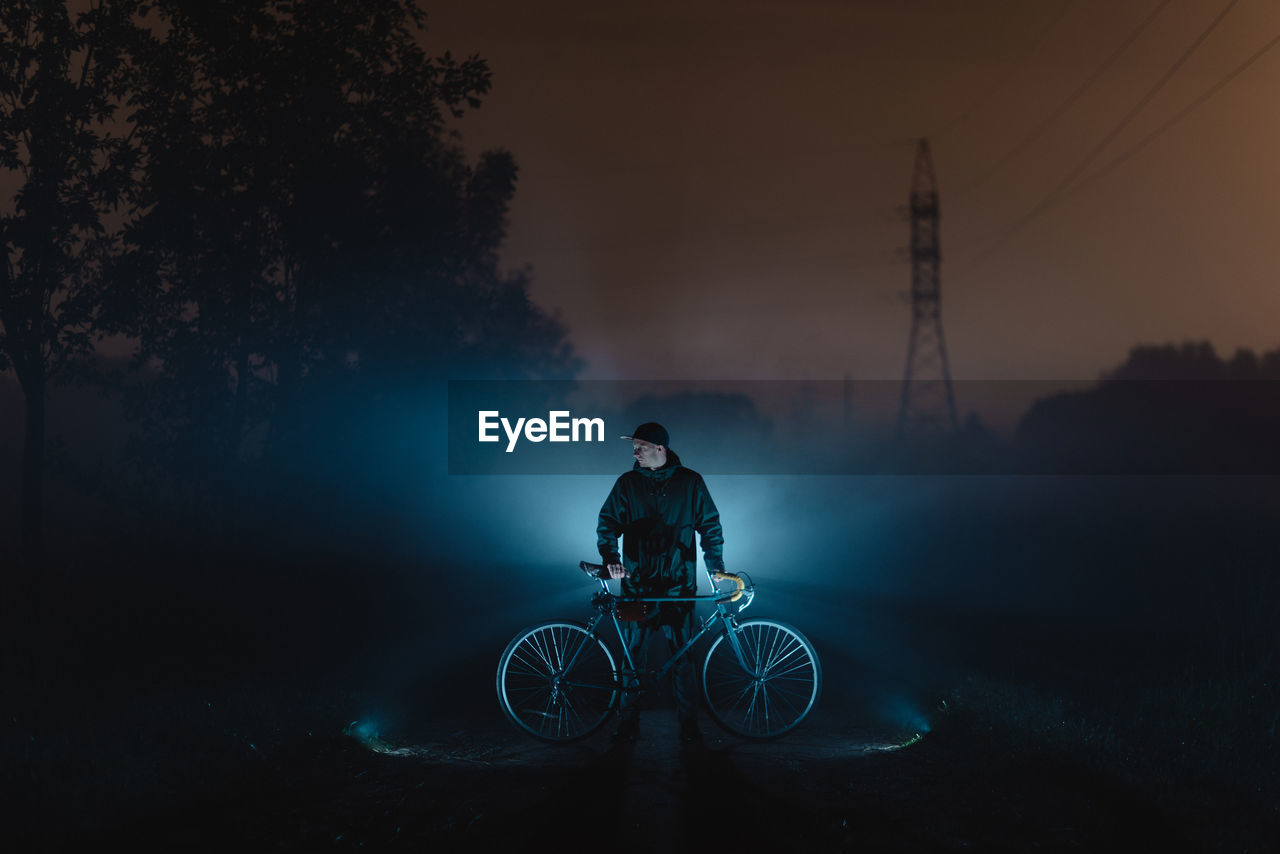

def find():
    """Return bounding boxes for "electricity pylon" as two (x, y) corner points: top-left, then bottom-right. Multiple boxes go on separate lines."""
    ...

(896, 138), (958, 438)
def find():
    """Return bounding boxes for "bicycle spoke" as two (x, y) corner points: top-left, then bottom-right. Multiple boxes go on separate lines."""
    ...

(548, 628), (566, 671)
(560, 680), (615, 692)
(716, 665), (752, 717)
(562, 693), (587, 734)
(512, 686), (553, 716)
(761, 680), (814, 704)
(766, 659), (815, 682)
(506, 663), (550, 680)
(550, 628), (566, 673)
(743, 681), (761, 728)
(498, 622), (618, 742)
(701, 620), (820, 739)
(511, 648), (551, 677)
(771, 684), (804, 719)
(705, 660), (755, 693)
(756, 630), (776, 671)
(559, 631), (581, 670)
(764, 637), (803, 677)
(724, 677), (755, 713)
(758, 633), (805, 675)
(529, 632), (554, 673)
(763, 681), (774, 732)
(543, 629), (559, 670)
(705, 673), (751, 691)
(510, 686), (551, 708)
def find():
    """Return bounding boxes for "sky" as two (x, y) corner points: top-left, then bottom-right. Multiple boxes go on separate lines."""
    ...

(423, 0), (1280, 382)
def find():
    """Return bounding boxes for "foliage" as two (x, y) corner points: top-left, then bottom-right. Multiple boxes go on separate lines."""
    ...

(112, 0), (578, 520)
(0, 0), (141, 382)
(0, 0), (147, 562)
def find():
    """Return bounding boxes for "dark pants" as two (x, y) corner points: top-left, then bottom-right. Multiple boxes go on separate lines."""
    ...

(618, 605), (697, 724)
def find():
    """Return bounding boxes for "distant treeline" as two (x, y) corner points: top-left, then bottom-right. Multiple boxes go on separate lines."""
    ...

(1017, 342), (1280, 475)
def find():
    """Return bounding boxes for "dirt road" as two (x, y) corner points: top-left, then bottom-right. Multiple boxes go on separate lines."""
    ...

(82, 701), (1227, 853)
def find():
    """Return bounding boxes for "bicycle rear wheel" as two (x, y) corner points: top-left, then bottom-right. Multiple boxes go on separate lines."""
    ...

(496, 621), (618, 742)
(701, 618), (821, 739)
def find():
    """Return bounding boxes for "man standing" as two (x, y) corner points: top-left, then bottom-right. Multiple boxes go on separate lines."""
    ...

(597, 422), (725, 744)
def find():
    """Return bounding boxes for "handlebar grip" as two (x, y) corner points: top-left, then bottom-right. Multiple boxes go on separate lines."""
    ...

(580, 561), (607, 579)
(712, 570), (747, 603)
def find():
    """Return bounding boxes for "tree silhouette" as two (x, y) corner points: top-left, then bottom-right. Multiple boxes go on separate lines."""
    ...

(1103, 341), (1280, 381)
(115, 0), (577, 530)
(0, 0), (143, 574)
(1017, 341), (1280, 473)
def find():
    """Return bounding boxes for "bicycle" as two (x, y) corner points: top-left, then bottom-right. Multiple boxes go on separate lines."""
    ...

(496, 561), (821, 742)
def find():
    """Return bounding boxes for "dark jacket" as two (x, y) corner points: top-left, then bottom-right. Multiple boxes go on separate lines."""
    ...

(597, 450), (725, 598)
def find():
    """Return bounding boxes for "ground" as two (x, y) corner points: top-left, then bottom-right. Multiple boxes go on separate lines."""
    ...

(59, 683), (1258, 853)
(8, 560), (1278, 853)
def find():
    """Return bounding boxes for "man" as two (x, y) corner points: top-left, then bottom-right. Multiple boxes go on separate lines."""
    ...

(597, 421), (725, 745)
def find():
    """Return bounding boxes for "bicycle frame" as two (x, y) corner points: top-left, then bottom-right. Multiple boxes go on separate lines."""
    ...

(564, 566), (755, 697)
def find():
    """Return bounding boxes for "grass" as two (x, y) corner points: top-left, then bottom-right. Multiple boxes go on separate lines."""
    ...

(5, 541), (1279, 851)
(935, 591), (1280, 851)
(2, 548), (410, 851)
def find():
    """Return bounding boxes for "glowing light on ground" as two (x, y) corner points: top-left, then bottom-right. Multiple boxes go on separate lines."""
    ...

(861, 731), (925, 752)
(345, 720), (506, 763)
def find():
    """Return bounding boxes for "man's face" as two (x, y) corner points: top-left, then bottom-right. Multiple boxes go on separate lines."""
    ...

(633, 439), (666, 469)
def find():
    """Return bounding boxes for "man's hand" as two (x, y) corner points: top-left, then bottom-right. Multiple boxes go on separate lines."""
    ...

(607, 563), (628, 579)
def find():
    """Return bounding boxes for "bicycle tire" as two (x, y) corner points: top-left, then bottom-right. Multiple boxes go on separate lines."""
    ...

(701, 618), (821, 739)
(496, 621), (618, 742)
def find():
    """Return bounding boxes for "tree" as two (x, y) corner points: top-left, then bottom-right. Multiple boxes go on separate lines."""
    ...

(118, 0), (577, 532)
(0, 0), (142, 573)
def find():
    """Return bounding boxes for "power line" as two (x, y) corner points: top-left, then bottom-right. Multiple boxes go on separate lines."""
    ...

(1057, 28), (1280, 203)
(952, 0), (1249, 281)
(1019, 0), (1241, 225)
(928, 0), (1076, 141)
(952, 0), (1175, 200)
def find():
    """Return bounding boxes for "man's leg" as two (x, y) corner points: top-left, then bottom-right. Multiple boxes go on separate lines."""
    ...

(615, 619), (650, 740)
(663, 608), (698, 729)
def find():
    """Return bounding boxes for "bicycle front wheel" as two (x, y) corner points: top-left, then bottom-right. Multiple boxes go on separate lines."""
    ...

(702, 618), (821, 739)
(496, 621), (618, 742)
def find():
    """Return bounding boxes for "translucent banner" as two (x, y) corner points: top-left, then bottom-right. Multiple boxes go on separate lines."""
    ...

(447, 380), (1280, 475)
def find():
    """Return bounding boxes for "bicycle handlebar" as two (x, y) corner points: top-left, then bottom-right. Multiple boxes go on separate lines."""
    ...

(579, 560), (609, 579)
(578, 561), (750, 605)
